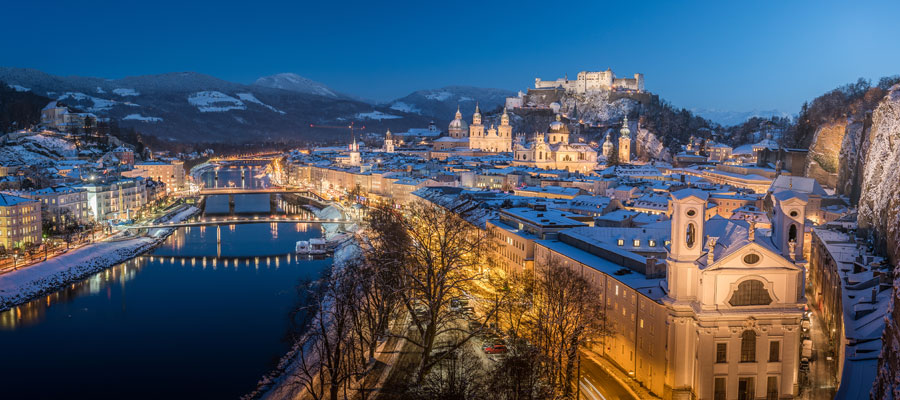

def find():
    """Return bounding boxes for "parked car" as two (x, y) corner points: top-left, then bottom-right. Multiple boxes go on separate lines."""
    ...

(484, 344), (507, 354)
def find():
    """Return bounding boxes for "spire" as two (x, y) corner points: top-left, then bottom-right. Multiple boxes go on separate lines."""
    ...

(501, 106), (510, 126)
(620, 116), (631, 138)
(475, 102), (480, 114)
(555, 113), (561, 122)
(455, 104), (462, 120)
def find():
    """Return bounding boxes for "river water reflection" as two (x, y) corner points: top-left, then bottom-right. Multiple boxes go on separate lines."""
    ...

(0, 222), (330, 399)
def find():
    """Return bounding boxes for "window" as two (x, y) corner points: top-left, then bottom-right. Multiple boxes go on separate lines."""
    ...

(649, 239), (656, 247)
(743, 253), (761, 265)
(714, 377), (726, 400)
(769, 341), (780, 362)
(617, 239), (624, 246)
(741, 330), (757, 362)
(738, 377), (755, 400)
(766, 376), (778, 400)
(789, 224), (797, 242)
(716, 343), (727, 363)
(633, 239), (640, 247)
(730, 280), (772, 306)
(686, 223), (696, 248)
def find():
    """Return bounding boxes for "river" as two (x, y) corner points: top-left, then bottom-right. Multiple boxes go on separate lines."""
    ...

(0, 166), (331, 399)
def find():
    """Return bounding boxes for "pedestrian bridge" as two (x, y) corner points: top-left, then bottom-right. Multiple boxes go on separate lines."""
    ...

(123, 217), (355, 230)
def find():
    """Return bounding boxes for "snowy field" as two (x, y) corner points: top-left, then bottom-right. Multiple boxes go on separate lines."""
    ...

(389, 101), (421, 114)
(123, 114), (164, 122)
(112, 88), (140, 96)
(237, 93), (286, 114)
(356, 111), (401, 120)
(188, 91), (247, 112)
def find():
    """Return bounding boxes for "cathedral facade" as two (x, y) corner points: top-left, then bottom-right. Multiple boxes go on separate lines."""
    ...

(663, 189), (806, 399)
(468, 105), (512, 152)
(512, 114), (598, 173)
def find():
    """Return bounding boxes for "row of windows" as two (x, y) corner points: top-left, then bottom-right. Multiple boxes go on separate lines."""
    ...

(714, 376), (779, 400)
(715, 331), (780, 363)
(616, 238), (668, 247)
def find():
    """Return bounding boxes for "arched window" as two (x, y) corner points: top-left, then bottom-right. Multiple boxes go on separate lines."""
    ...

(686, 223), (696, 248)
(788, 224), (797, 243)
(729, 280), (772, 306)
(740, 330), (757, 362)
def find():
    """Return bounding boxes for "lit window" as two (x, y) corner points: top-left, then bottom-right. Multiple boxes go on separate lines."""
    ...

(617, 239), (624, 246)
(649, 240), (656, 247)
(633, 239), (640, 247)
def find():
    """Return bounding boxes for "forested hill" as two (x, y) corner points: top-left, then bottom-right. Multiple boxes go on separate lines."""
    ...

(0, 81), (51, 133)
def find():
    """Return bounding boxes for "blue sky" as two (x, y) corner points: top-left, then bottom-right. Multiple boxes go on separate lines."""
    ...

(2, 0), (899, 112)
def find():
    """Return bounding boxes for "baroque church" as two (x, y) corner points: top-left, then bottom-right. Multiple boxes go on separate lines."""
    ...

(662, 188), (807, 399)
(432, 105), (513, 152)
(511, 114), (598, 173)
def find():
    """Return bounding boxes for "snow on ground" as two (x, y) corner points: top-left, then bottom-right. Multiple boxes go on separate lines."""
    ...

(0, 237), (156, 311)
(237, 93), (286, 114)
(459, 96), (474, 102)
(123, 114), (164, 122)
(56, 92), (116, 112)
(0, 206), (199, 311)
(389, 101), (420, 114)
(22, 133), (77, 157)
(187, 91), (247, 112)
(8, 84), (30, 92)
(424, 91), (452, 101)
(0, 144), (55, 167)
(96, 86), (106, 94)
(112, 88), (140, 96)
(356, 111), (401, 120)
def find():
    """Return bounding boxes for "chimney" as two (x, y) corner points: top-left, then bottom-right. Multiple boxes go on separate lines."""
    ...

(646, 256), (657, 278)
(748, 221), (756, 241)
(706, 237), (718, 265)
(872, 287), (878, 304)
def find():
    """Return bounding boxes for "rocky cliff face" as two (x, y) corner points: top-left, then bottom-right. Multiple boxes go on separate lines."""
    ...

(857, 84), (900, 265)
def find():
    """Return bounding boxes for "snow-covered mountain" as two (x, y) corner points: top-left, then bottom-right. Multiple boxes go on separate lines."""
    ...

(253, 73), (342, 98)
(387, 86), (515, 122)
(691, 108), (792, 126)
(0, 67), (430, 143)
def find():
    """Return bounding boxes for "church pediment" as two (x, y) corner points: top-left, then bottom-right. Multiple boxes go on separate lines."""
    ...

(702, 241), (798, 272)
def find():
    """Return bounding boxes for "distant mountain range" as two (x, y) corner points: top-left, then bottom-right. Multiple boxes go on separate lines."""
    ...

(386, 86), (515, 122)
(0, 68), (520, 143)
(0, 68), (435, 143)
(691, 108), (793, 126)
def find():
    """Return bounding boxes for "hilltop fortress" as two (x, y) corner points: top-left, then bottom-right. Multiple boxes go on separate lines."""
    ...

(534, 68), (644, 94)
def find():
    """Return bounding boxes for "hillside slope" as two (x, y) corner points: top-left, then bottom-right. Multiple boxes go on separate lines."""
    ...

(387, 86), (514, 121)
(0, 68), (430, 143)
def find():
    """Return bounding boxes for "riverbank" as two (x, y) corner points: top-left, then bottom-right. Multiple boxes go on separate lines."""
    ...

(0, 205), (199, 312)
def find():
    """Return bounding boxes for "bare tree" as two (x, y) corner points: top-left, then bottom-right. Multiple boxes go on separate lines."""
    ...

(367, 201), (502, 383)
(523, 258), (607, 398)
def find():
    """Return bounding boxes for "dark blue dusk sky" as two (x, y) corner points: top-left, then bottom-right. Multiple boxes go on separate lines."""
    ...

(2, 0), (899, 113)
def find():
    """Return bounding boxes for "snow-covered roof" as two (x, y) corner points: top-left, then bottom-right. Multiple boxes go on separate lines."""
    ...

(769, 175), (827, 196)
(0, 193), (37, 207)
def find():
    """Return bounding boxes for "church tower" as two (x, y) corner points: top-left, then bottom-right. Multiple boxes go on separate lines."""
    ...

(772, 190), (808, 260)
(348, 137), (361, 166)
(384, 129), (394, 153)
(469, 103), (484, 138)
(666, 189), (707, 302)
(498, 106), (512, 138)
(618, 116), (632, 164)
(664, 189), (708, 400)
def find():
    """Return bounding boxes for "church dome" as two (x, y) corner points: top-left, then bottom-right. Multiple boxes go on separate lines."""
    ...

(449, 107), (468, 131)
(548, 114), (569, 134)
